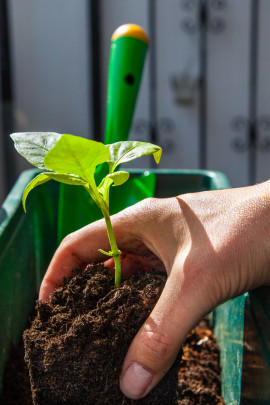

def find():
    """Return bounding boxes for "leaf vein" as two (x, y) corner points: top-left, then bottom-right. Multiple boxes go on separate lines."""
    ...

(112, 145), (137, 171)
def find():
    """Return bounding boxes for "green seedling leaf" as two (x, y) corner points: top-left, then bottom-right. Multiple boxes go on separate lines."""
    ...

(22, 172), (87, 212)
(11, 132), (61, 171)
(107, 141), (162, 173)
(44, 134), (110, 208)
(98, 171), (129, 207)
(22, 173), (51, 212)
(44, 134), (110, 181)
(98, 171), (130, 191)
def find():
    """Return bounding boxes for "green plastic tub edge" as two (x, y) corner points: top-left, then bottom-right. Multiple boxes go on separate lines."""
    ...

(0, 168), (245, 403)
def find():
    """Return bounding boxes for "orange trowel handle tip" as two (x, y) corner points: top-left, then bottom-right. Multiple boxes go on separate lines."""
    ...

(111, 24), (149, 45)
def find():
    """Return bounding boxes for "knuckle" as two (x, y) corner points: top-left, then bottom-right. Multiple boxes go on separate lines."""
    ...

(131, 197), (157, 215)
(141, 197), (159, 211)
(58, 233), (76, 253)
(140, 328), (172, 364)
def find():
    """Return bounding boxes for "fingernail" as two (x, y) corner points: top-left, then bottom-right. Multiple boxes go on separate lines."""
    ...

(120, 363), (153, 399)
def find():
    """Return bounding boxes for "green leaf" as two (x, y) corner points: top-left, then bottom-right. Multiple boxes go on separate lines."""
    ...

(110, 171), (130, 186)
(22, 173), (51, 212)
(22, 172), (88, 212)
(10, 132), (61, 170)
(98, 171), (129, 194)
(98, 171), (129, 207)
(107, 141), (162, 172)
(49, 173), (88, 186)
(44, 134), (110, 182)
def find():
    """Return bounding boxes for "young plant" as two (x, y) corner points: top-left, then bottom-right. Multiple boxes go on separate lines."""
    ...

(11, 132), (162, 287)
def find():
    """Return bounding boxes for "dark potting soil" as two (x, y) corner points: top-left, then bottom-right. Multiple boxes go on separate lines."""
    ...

(0, 264), (225, 405)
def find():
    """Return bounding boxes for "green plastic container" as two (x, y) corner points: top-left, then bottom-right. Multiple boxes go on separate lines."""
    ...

(1, 168), (269, 404)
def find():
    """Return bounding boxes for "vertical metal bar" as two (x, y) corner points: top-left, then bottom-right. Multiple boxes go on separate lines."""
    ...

(89, 0), (102, 142)
(198, 0), (208, 169)
(148, 0), (158, 166)
(248, 0), (259, 185)
(0, 0), (14, 192)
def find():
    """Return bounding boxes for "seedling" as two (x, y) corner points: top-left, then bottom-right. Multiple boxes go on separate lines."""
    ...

(11, 132), (162, 287)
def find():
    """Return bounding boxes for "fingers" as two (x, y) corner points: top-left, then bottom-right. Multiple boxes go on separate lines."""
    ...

(39, 203), (164, 301)
(39, 219), (111, 301)
(120, 259), (212, 400)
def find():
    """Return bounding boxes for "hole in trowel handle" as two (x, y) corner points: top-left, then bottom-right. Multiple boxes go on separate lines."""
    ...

(125, 74), (135, 85)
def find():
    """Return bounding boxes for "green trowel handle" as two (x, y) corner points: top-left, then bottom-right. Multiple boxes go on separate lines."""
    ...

(104, 24), (149, 144)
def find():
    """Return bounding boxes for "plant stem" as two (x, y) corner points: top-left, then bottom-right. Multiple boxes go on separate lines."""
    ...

(85, 186), (122, 287)
(103, 210), (122, 287)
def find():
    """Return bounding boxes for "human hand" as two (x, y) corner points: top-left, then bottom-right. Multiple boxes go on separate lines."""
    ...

(39, 180), (270, 399)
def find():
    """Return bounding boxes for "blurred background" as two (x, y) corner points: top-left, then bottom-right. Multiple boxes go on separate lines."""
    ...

(1, 0), (270, 205)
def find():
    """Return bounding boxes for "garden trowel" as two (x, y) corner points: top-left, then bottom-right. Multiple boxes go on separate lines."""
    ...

(57, 24), (157, 243)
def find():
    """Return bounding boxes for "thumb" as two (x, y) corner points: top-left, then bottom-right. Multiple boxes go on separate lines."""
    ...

(119, 262), (212, 400)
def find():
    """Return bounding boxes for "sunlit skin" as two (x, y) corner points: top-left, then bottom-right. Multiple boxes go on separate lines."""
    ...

(39, 180), (270, 400)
